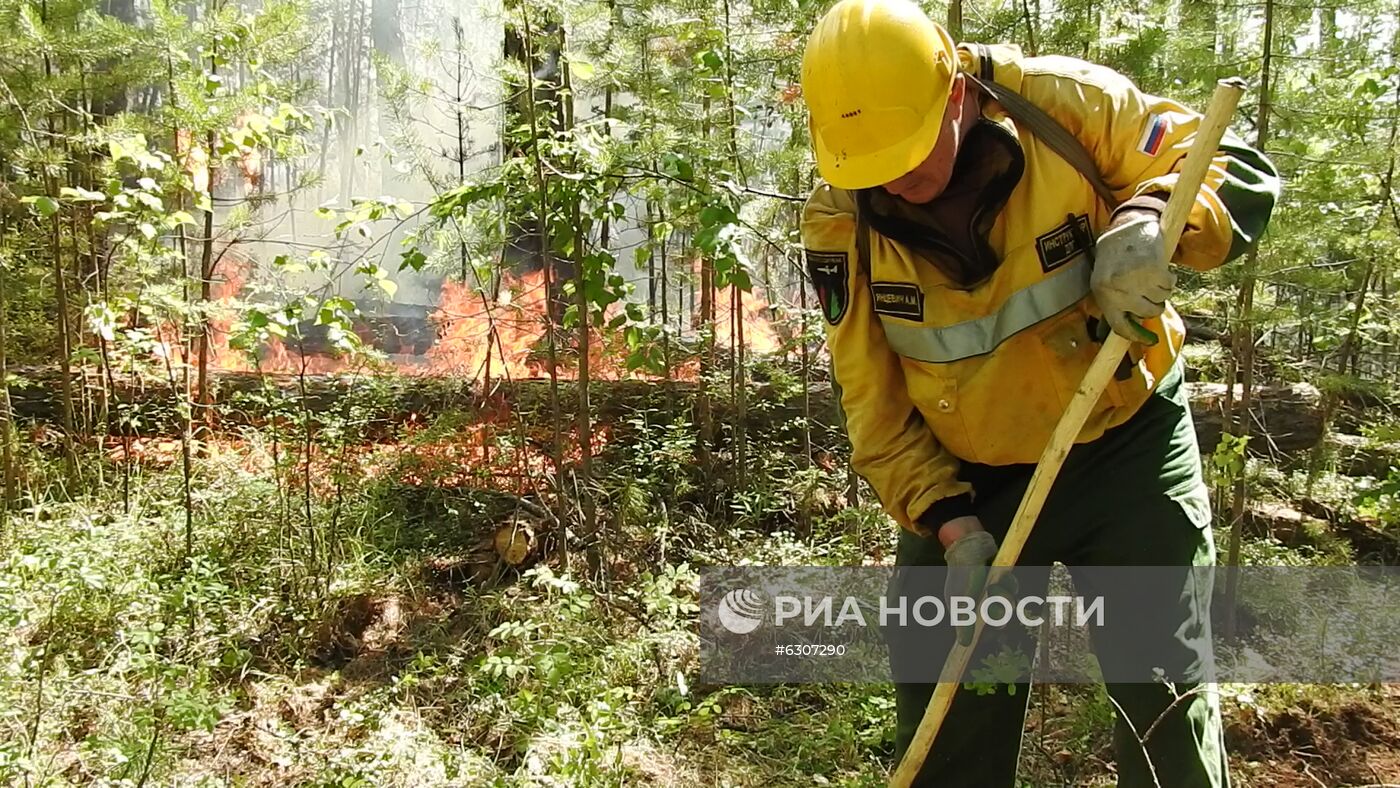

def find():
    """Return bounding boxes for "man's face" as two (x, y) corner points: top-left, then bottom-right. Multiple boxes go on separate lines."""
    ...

(879, 78), (965, 205)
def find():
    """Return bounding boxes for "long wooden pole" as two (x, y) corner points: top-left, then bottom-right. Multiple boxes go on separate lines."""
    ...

(889, 78), (1247, 788)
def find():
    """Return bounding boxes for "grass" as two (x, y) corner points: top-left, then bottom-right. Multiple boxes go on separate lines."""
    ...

(0, 418), (1395, 786)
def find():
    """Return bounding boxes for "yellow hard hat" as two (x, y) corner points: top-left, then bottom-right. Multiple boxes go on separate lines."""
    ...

(801, 0), (957, 190)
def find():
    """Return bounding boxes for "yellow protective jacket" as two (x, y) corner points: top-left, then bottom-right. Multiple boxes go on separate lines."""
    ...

(802, 44), (1279, 535)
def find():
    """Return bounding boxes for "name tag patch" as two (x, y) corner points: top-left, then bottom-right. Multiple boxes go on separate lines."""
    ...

(1036, 214), (1094, 274)
(870, 281), (924, 321)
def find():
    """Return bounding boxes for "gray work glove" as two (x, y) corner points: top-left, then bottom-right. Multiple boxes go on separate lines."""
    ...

(943, 530), (1016, 646)
(1090, 214), (1174, 345)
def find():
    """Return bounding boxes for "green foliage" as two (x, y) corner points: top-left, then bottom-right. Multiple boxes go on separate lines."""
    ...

(1209, 432), (1251, 489)
(1353, 466), (1400, 529)
(965, 643), (1033, 696)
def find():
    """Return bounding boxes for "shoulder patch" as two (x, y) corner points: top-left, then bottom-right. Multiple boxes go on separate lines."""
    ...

(1035, 214), (1094, 274)
(870, 282), (924, 321)
(805, 249), (849, 326)
(1137, 114), (1168, 156)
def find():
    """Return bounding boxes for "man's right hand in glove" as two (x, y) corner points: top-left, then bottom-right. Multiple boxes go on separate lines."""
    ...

(940, 517), (1016, 646)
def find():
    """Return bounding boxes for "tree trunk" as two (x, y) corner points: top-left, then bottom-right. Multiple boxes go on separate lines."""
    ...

(519, 6), (565, 516)
(721, 0), (746, 489)
(50, 211), (78, 481)
(318, 3), (338, 183)
(660, 204), (672, 386)
(196, 35), (218, 430)
(1305, 260), (1374, 496)
(735, 283), (747, 488)
(0, 217), (14, 516)
(454, 19), (469, 282)
(1223, 0), (1274, 640)
(339, 0), (366, 198)
(697, 94), (715, 471)
(371, 0), (404, 193)
(1020, 0), (1037, 55)
(561, 51), (595, 543)
(1181, 0), (1217, 79)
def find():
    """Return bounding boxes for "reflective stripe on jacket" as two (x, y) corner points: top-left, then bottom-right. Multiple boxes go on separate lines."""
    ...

(802, 44), (1279, 534)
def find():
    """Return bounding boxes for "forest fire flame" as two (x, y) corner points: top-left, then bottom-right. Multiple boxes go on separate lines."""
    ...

(424, 271), (554, 379)
(194, 261), (784, 380)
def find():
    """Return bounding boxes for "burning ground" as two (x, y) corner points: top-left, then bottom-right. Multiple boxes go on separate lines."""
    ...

(179, 254), (788, 382)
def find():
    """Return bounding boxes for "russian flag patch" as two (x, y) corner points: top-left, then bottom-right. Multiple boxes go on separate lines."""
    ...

(1137, 114), (1168, 156)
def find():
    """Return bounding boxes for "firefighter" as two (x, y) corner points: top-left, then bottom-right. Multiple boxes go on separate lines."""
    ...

(798, 0), (1279, 784)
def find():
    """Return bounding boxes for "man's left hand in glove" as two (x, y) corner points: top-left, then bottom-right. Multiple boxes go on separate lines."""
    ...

(1090, 213), (1174, 345)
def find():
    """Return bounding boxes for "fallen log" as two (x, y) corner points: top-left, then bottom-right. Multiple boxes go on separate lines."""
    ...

(1187, 380), (1324, 458)
(1326, 433), (1400, 479)
(1296, 498), (1400, 561)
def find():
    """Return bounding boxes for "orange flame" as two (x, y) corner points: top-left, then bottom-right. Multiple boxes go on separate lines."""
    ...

(425, 271), (552, 379)
(191, 259), (782, 379)
(715, 284), (780, 355)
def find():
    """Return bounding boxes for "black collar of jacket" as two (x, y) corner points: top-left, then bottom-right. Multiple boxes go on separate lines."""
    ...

(856, 115), (1026, 289)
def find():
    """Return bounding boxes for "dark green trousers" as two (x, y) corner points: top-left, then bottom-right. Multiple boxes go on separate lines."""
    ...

(889, 361), (1229, 787)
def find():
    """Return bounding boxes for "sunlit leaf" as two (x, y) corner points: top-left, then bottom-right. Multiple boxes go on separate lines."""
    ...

(60, 186), (106, 202)
(568, 58), (596, 81)
(21, 195), (59, 216)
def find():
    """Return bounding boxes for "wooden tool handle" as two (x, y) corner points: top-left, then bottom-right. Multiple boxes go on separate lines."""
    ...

(889, 78), (1248, 788)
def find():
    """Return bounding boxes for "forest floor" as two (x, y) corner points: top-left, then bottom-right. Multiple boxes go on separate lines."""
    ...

(1, 370), (1398, 786)
(174, 553), (1400, 787)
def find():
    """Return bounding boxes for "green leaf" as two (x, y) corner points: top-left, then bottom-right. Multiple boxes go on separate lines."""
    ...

(85, 303), (117, 342)
(21, 195), (58, 216)
(697, 49), (724, 72)
(699, 203), (737, 226)
(59, 186), (106, 202)
(568, 58), (596, 81)
(108, 133), (149, 164)
(164, 211), (197, 228)
(662, 156), (694, 182)
(400, 248), (427, 272)
(320, 296), (357, 319)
